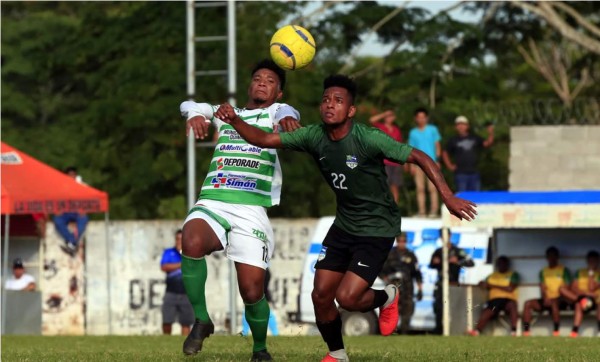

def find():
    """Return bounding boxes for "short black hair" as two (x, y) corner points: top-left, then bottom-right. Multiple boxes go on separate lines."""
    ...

(414, 107), (428, 116)
(251, 59), (286, 90)
(587, 250), (599, 259)
(546, 246), (559, 257)
(496, 255), (510, 266)
(175, 229), (182, 235)
(323, 74), (357, 103)
(65, 166), (77, 174)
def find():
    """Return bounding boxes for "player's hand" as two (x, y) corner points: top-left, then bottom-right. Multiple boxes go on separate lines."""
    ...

(444, 195), (477, 221)
(278, 116), (301, 132)
(187, 115), (211, 140)
(416, 289), (423, 301)
(214, 103), (238, 124)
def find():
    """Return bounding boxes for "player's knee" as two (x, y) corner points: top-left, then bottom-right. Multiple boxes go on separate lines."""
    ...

(335, 290), (359, 311)
(181, 231), (212, 258)
(311, 288), (333, 307)
(240, 287), (264, 304)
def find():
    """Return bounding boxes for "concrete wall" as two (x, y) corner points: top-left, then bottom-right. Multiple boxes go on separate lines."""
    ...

(510, 126), (600, 190)
(85, 218), (317, 335)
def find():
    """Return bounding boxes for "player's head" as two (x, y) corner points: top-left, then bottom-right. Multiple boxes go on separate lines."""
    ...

(454, 115), (469, 134)
(545, 246), (560, 266)
(396, 232), (407, 250)
(175, 229), (183, 250)
(320, 74), (357, 125)
(384, 110), (396, 125)
(586, 250), (599, 269)
(64, 166), (78, 179)
(13, 258), (24, 278)
(496, 255), (510, 272)
(249, 59), (286, 105)
(414, 107), (429, 127)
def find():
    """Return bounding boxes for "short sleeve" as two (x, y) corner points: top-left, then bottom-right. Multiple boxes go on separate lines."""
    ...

(564, 268), (572, 284)
(366, 128), (413, 164)
(432, 125), (441, 142)
(270, 103), (300, 123)
(160, 249), (180, 266)
(279, 125), (319, 152)
(511, 272), (520, 285)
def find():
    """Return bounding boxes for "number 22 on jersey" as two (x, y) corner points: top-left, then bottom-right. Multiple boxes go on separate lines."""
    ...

(331, 173), (347, 190)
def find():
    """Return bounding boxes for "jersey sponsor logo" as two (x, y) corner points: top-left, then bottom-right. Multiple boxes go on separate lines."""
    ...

(216, 157), (261, 170)
(346, 155), (358, 169)
(210, 172), (258, 190)
(318, 246), (327, 261)
(219, 144), (262, 155)
(222, 129), (243, 140)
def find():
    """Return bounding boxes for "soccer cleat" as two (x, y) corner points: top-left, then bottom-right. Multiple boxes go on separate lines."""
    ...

(467, 330), (480, 336)
(251, 349), (273, 362)
(378, 285), (399, 336)
(182, 320), (215, 355)
(552, 330), (560, 337)
(523, 331), (531, 337)
(321, 353), (350, 362)
(570, 331), (578, 338)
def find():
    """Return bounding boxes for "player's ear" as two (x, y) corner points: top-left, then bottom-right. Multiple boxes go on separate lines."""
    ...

(276, 89), (283, 101)
(348, 105), (357, 118)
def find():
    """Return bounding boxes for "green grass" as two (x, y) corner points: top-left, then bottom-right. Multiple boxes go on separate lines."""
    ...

(2, 335), (599, 361)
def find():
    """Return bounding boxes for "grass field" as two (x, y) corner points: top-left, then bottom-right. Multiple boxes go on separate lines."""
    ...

(2, 335), (599, 361)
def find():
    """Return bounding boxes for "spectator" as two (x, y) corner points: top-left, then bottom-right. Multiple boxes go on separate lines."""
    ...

(160, 229), (195, 336)
(469, 256), (519, 336)
(570, 250), (600, 337)
(53, 166), (89, 255)
(5, 258), (36, 291)
(379, 233), (423, 334)
(522, 247), (577, 336)
(408, 108), (441, 217)
(369, 110), (404, 204)
(241, 268), (279, 337)
(442, 116), (494, 192)
(429, 233), (474, 334)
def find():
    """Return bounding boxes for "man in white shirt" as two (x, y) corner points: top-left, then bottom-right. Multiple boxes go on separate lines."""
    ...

(5, 258), (36, 291)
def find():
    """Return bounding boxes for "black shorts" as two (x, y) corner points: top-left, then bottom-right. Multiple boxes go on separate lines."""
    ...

(536, 297), (574, 311)
(485, 298), (515, 315)
(314, 224), (395, 285)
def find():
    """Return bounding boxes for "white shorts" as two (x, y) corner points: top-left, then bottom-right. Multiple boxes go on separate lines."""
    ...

(183, 199), (274, 269)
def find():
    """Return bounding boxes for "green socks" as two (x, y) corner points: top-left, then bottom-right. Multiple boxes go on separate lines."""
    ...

(245, 296), (270, 352)
(181, 255), (211, 323)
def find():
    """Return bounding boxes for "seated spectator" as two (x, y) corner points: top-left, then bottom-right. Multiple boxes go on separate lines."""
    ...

(53, 166), (89, 255)
(5, 258), (36, 291)
(522, 247), (577, 336)
(369, 110), (404, 204)
(469, 256), (519, 336)
(570, 250), (600, 337)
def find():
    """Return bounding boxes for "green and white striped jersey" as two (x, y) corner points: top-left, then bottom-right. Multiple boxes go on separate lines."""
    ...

(180, 101), (300, 207)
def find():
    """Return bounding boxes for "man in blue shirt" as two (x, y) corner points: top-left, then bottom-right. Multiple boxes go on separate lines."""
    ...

(408, 108), (441, 217)
(161, 229), (194, 335)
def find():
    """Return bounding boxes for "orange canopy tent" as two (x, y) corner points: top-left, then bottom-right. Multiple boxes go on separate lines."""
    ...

(1, 142), (108, 215)
(1, 142), (110, 333)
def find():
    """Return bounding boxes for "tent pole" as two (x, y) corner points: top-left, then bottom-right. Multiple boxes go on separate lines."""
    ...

(2, 214), (10, 334)
(105, 212), (112, 335)
(442, 227), (450, 336)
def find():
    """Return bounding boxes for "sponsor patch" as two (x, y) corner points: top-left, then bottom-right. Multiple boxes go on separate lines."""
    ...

(210, 173), (257, 190)
(346, 155), (358, 169)
(217, 157), (261, 170)
(222, 129), (243, 140)
(252, 228), (268, 242)
(219, 144), (263, 155)
(318, 246), (327, 262)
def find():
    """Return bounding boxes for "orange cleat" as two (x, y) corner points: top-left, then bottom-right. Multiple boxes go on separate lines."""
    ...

(321, 353), (349, 362)
(523, 331), (531, 337)
(467, 330), (480, 336)
(378, 285), (399, 336)
(570, 331), (578, 338)
(552, 330), (560, 337)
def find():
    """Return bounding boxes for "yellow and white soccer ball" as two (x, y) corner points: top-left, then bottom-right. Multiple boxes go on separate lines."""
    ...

(270, 25), (316, 70)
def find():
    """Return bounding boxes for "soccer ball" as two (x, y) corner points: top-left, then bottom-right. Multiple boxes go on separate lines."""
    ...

(579, 296), (595, 312)
(270, 25), (316, 70)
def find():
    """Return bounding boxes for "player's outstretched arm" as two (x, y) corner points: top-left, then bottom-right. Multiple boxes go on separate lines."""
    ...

(406, 148), (477, 221)
(215, 103), (284, 149)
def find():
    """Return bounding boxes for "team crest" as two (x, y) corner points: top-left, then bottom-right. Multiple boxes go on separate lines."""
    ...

(346, 155), (358, 169)
(318, 246), (327, 261)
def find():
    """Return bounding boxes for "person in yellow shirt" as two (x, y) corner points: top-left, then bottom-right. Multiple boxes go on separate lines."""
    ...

(469, 256), (519, 336)
(522, 247), (577, 336)
(570, 250), (600, 337)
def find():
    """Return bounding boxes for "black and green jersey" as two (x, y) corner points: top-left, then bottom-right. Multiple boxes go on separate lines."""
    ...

(279, 121), (413, 237)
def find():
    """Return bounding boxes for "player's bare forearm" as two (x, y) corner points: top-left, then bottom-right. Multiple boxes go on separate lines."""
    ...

(215, 103), (283, 148)
(407, 148), (477, 220)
